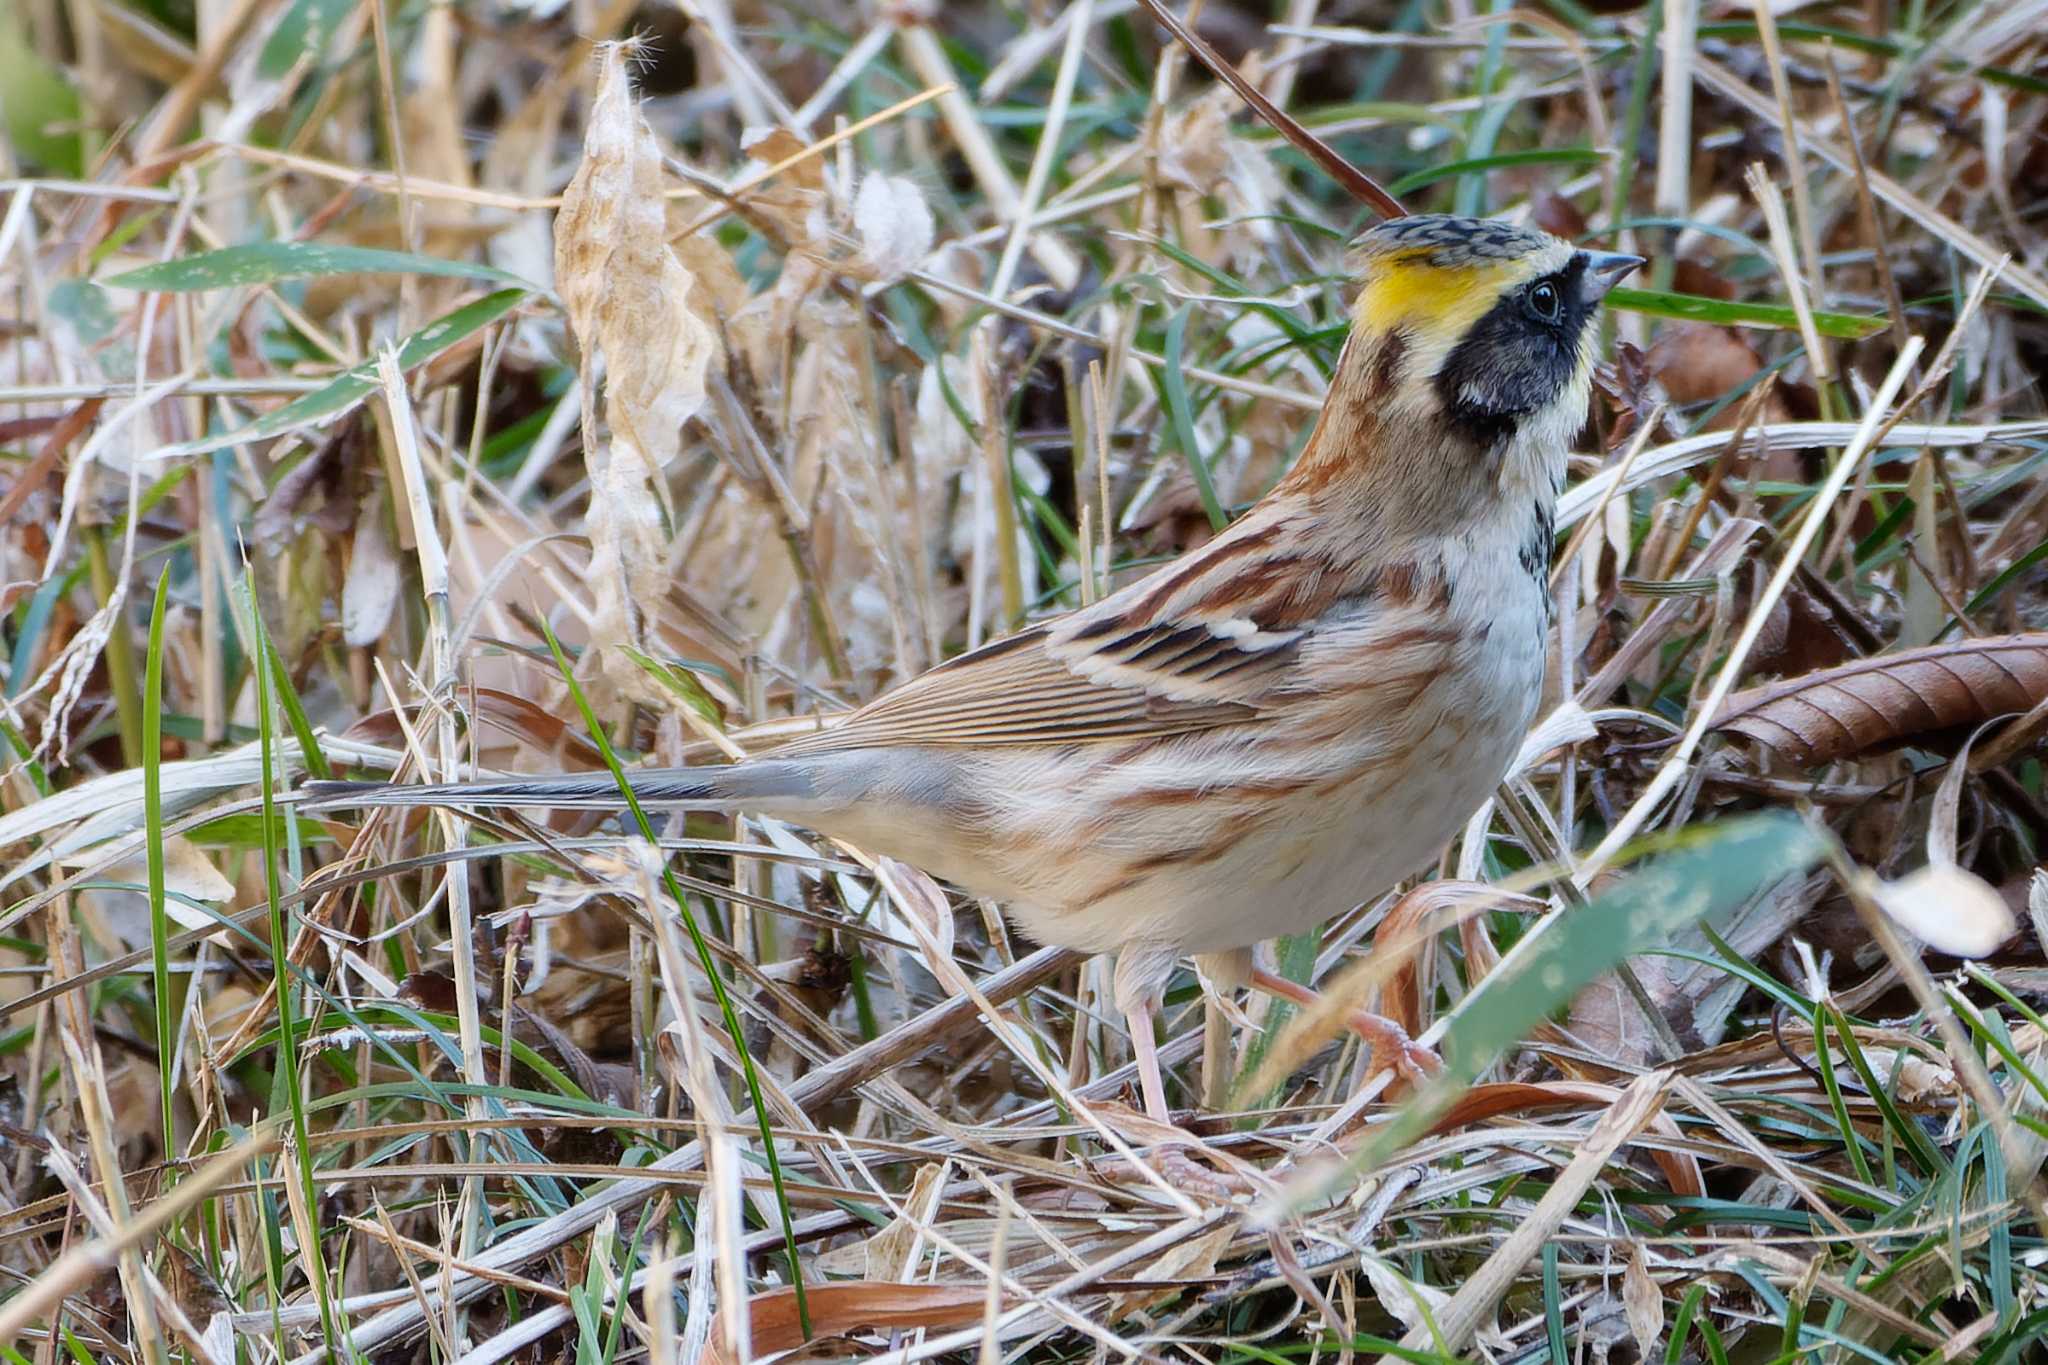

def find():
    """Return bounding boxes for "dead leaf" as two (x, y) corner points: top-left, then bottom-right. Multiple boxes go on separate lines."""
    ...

(1360, 1255), (1451, 1337)
(1715, 634), (2048, 766)
(1108, 1219), (1234, 1319)
(852, 173), (934, 284)
(1421, 1081), (1704, 1198)
(341, 686), (607, 769)
(1378, 881), (1545, 1035)
(1670, 257), (1737, 301)
(1646, 322), (1765, 407)
(705, 1282), (1006, 1365)
(1156, 84), (1233, 193)
(341, 491), (401, 647)
(1865, 863), (2016, 958)
(553, 44), (720, 701)
(1883, 1048), (1957, 1103)
(863, 1161), (946, 1281)
(1624, 1241), (1664, 1357)
(741, 126), (825, 192)
(1530, 192), (1587, 240)
(1749, 581), (1862, 679)
(71, 836), (236, 936)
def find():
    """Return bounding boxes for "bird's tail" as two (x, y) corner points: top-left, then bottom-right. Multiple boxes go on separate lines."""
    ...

(300, 759), (816, 812)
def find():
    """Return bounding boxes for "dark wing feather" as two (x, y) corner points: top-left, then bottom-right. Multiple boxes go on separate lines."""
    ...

(769, 617), (1295, 756)
(767, 503), (1376, 757)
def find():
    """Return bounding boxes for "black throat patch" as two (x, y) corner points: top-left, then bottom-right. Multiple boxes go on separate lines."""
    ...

(1434, 257), (1594, 448)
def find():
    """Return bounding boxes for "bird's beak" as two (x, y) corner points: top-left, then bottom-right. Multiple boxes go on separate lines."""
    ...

(1581, 250), (1645, 302)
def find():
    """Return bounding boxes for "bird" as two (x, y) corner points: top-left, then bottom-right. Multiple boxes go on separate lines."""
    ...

(307, 214), (1642, 1125)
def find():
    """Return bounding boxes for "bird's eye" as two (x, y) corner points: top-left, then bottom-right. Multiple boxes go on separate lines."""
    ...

(1528, 280), (1561, 322)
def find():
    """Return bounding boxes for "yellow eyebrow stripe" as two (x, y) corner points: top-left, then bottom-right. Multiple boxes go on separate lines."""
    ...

(1356, 256), (1528, 339)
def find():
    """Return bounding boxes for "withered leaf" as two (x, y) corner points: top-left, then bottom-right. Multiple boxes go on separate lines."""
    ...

(852, 173), (933, 284)
(1646, 322), (1765, 407)
(1866, 863), (2016, 958)
(705, 1282), (1006, 1365)
(340, 686), (606, 769)
(554, 44), (720, 699)
(1624, 1242), (1664, 1357)
(554, 48), (719, 468)
(1715, 634), (2048, 767)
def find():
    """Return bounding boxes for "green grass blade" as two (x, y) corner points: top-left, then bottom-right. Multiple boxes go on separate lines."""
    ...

(241, 578), (342, 1358)
(107, 241), (534, 292)
(537, 619), (812, 1339)
(1606, 287), (1887, 338)
(1812, 1006), (1876, 1188)
(1287, 814), (1826, 1209)
(143, 569), (175, 1160)
(0, 12), (83, 176)
(171, 287), (528, 455)
(1828, 1003), (1949, 1179)
(1541, 1242), (1568, 1364)
(263, 631), (332, 782)
(1161, 305), (1227, 531)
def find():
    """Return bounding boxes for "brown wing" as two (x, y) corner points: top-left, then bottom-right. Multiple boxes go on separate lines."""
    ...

(769, 621), (1278, 755)
(768, 502), (1387, 756)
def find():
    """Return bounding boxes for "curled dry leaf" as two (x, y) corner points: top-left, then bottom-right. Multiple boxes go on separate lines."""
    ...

(1359, 1256), (1453, 1339)
(340, 686), (606, 771)
(852, 173), (934, 284)
(1715, 633), (2048, 767)
(704, 1282), (1007, 1365)
(553, 44), (720, 700)
(72, 836), (237, 934)
(1646, 323), (1792, 428)
(1421, 1081), (1704, 1198)
(340, 492), (401, 648)
(1624, 1242), (1664, 1358)
(1864, 862), (2016, 958)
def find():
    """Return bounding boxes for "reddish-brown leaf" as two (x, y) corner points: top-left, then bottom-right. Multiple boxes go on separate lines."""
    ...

(1715, 634), (2048, 766)
(340, 687), (605, 768)
(706, 1282), (1005, 1364)
(1424, 1082), (1704, 1197)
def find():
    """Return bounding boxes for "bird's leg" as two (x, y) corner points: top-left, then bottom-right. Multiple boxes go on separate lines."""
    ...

(1106, 949), (1258, 1200)
(1122, 998), (1172, 1125)
(1245, 965), (1441, 1088)
(1191, 947), (1255, 1110)
(1112, 945), (1184, 1123)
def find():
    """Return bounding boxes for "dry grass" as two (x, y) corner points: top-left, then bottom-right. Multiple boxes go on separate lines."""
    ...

(3, 1), (2047, 1361)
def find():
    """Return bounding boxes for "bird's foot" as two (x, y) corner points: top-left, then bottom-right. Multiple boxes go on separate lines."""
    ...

(1343, 1008), (1442, 1095)
(1093, 1100), (1255, 1203)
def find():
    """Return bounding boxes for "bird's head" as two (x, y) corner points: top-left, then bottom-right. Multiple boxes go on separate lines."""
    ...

(1285, 215), (1639, 511)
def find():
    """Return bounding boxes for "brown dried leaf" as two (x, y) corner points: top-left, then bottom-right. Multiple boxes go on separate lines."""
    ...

(340, 687), (606, 770)
(1670, 257), (1737, 301)
(705, 1282), (1005, 1365)
(1624, 1242), (1664, 1357)
(1716, 634), (2048, 767)
(340, 492), (401, 647)
(1379, 881), (1545, 1035)
(1529, 192), (1587, 241)
(1422, 1081), (1704, 1198)
(1645, 322), (1764, 407)
(1749, 581), (1861, 679)
(861, 1160), (945, 1281)
(554, 44), (720, 700)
